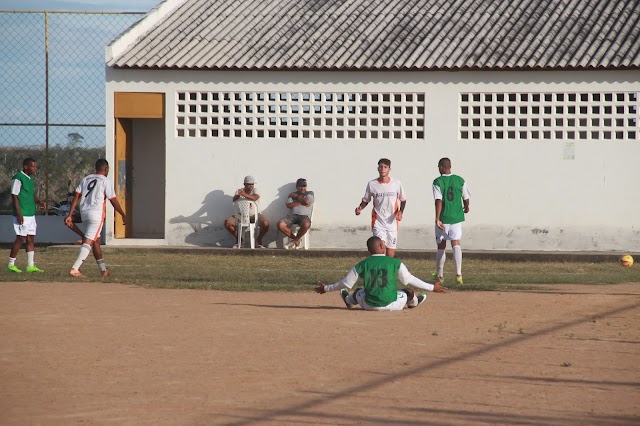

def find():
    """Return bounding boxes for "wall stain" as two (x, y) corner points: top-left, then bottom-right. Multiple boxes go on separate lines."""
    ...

(531, 228), (549, 234)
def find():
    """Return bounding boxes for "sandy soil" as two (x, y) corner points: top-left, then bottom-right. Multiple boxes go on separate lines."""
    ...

(1, 282), (639, 425)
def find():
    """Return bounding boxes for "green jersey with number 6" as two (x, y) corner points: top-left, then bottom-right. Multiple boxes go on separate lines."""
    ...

(433, 174), (466, 224)
(354, 255), (402, 307)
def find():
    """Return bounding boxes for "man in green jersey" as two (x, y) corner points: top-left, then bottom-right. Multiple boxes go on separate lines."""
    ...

(432, 158), (470, 285)
(7, 158), (45, 273)
(315, 236), (446, 311)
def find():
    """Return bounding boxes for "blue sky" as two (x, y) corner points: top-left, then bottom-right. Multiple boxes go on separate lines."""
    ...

(0, 0), (160, 12)
(1, 1), (160, 148)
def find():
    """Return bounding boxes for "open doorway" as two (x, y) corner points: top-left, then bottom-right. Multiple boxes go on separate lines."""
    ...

(114, 92), (165, 239)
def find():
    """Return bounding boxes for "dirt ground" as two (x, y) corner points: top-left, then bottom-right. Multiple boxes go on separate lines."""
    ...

(0, 282), (638, 426)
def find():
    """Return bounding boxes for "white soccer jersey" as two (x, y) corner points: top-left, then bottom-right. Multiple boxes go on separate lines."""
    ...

(362, 178), (406, 230)
(75, 174), (116, 215)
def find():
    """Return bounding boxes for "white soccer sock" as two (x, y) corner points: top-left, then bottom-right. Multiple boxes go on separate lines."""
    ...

(96, 259), (107, 273)
(346, 292), (357, 305)
(8, 257), (16, 267)
(453, 245), (463, 276)
(436, 249), (446, 277)
(407, 294), (418, 307)
(27, 251), (35, 267)
(72, 244), (92, 271)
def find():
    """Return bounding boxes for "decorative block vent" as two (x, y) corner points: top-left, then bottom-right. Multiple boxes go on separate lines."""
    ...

(176, 91), (425, 140)
(459, 92), (639, 141)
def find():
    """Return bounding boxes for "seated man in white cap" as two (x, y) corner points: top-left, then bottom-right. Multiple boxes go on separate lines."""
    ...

(277, 178), (314, 249)
(224, 175), (269, 248)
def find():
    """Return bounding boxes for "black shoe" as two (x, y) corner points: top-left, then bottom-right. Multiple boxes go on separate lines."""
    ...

(340, 289), (354, 309)
(408, 293), (427, 308)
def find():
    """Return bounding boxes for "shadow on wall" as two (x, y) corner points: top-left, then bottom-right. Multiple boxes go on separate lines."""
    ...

(167, 182), (300, 248)
(260, 182), (297, 248)
(168, 190), (233, 247)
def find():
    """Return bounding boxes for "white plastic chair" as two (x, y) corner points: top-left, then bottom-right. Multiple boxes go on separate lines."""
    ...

(289, 206), (314, 250)
(235, 200), (259, 249)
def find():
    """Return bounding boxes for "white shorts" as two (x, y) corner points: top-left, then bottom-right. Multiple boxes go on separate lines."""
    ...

(81, 212), (105, 241)
(435, 222), (463, 243)
(13, 216), (37, 236)
(373, 227), (398, 249)
(353, 288), (408, 311)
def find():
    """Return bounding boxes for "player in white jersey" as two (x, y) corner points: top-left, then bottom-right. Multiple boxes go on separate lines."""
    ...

(64, 159), (126, 278)
(355, 158), (406, 257)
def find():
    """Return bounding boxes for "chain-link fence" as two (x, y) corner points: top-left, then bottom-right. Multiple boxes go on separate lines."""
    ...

(0, 11), (144, 215)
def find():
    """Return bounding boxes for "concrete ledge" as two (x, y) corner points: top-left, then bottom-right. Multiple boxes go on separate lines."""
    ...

(43, 245), (635, 263)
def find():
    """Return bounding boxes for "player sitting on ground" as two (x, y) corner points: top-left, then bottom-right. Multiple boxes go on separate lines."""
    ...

(315, 236), (447, 311)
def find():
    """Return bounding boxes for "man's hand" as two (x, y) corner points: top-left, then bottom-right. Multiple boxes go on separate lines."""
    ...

(17, 213), (24, 225)
(121, 214), (127, 225)
(355, 206), (362, 216)
(433, 280), (447, 293)
(436, 219), (444, 230)
(395, 211), (403, 221)
(464, 205), (470, 214)
(64, 215), (74, 227)
(315, 283), (326, 294)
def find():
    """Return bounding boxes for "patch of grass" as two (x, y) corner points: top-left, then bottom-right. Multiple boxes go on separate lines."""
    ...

(1, 248), (638, 292)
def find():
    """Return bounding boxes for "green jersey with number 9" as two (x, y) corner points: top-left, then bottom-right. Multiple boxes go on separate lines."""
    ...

(354, 255), (402, 307)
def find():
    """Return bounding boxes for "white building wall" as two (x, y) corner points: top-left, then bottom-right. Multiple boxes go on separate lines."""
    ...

(105, 69), (640, 251)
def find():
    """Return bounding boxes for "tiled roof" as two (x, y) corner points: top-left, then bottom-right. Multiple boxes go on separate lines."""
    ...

(108, 0), (640, 70)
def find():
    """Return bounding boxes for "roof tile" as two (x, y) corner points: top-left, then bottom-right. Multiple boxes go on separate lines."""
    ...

(109, 0), (640, 70)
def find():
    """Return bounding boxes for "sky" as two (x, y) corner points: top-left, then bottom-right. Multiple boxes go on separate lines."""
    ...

(0, 0), (161, 12)
(1, 1), (161, 149)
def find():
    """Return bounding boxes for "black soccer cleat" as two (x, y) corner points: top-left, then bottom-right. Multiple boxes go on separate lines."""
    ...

(408, 293), (427, 309)
(340, 289), (354, 309)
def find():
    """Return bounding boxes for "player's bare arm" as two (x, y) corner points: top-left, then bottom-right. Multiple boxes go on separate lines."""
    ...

(435, 199), (444, 230)
(11, 194), (23, 224)
(433, 281), (447, 293)
(355, 200), (368, 215)
(64, 193), (81, 227)
(110, 198), (127, 225)
(34, 194), (46, 211)
(395, 200), (406, 221)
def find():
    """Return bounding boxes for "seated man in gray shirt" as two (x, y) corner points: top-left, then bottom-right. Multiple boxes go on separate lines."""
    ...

(278, 178), (314, 249)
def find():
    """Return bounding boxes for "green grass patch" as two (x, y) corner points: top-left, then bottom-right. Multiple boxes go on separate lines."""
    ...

(1, 249), (638, 291)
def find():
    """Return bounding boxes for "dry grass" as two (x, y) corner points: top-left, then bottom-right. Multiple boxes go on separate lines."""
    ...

(1, 247), (638, 291)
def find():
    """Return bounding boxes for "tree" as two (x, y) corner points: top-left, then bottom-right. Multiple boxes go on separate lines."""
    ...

(67, 132), (84, 148)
